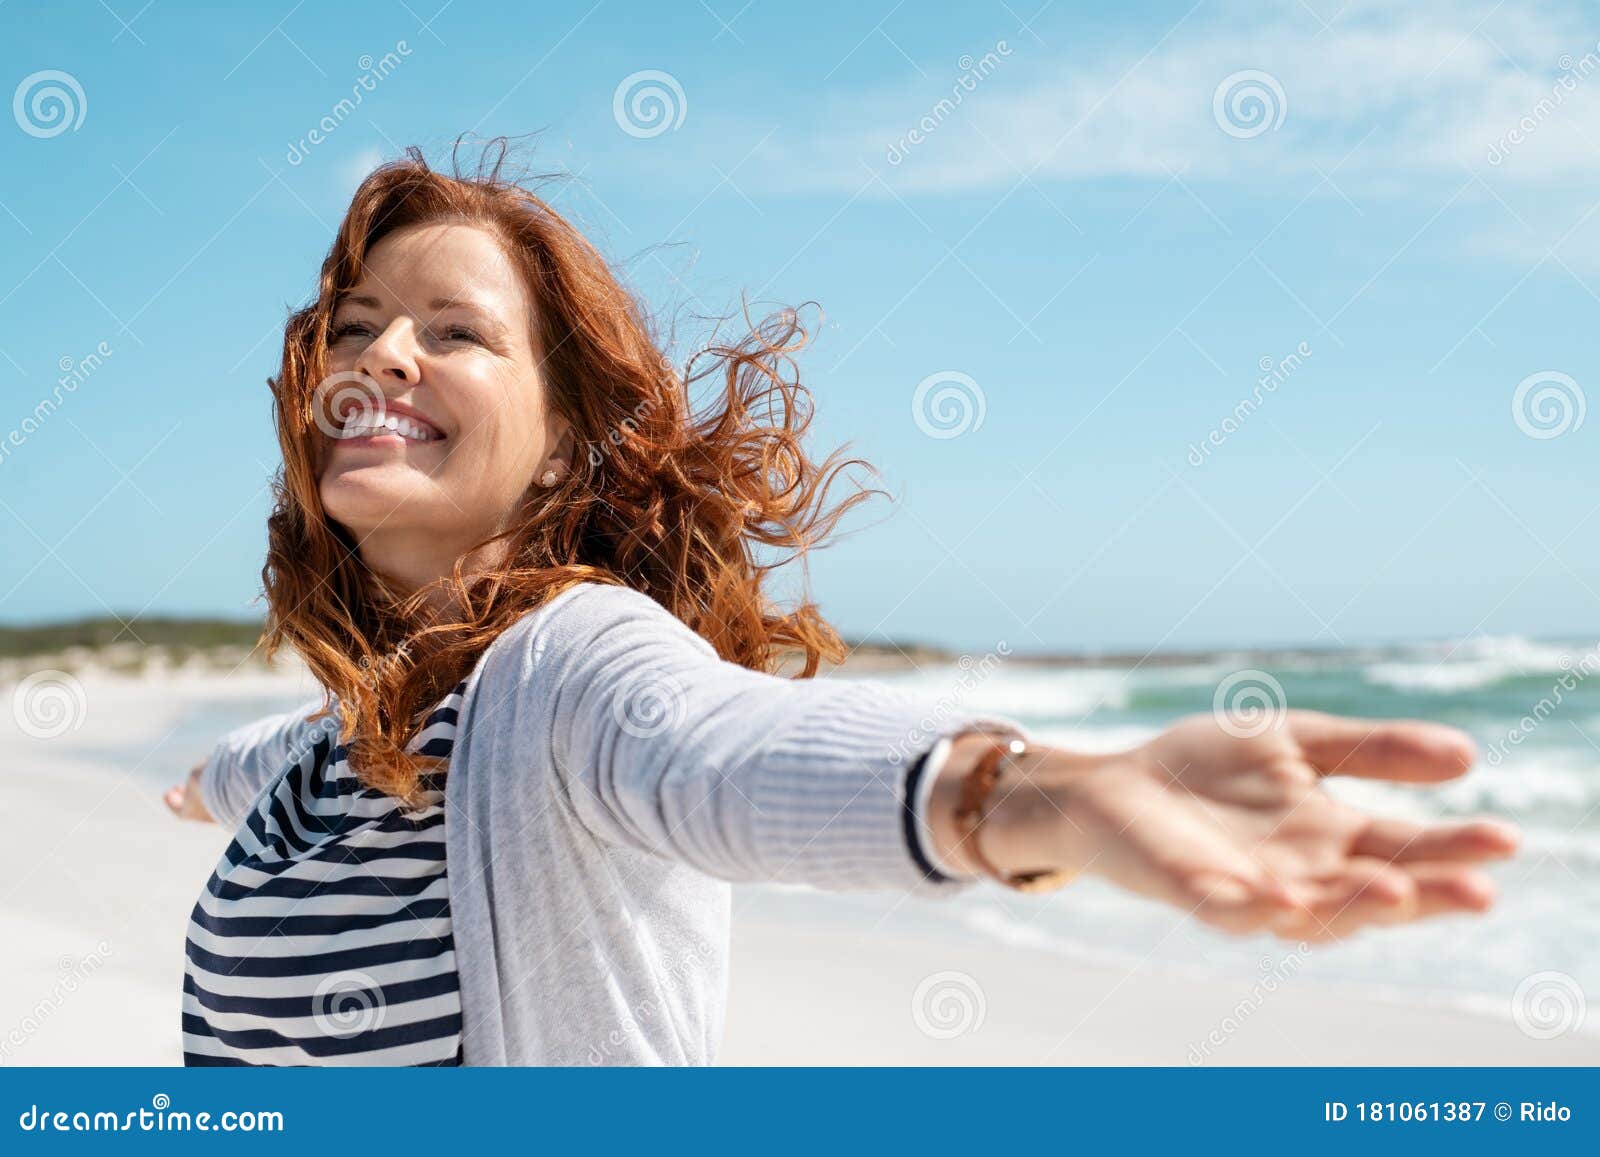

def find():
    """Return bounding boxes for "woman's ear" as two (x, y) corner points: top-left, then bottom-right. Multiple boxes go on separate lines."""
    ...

(539, 419), (578, 486)
(551, 421), (577, 475)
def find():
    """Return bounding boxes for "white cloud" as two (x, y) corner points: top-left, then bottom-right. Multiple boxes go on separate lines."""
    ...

(709, 0), (1600, 202)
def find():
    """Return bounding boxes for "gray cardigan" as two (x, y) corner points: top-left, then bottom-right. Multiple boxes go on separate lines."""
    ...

(198, 582), (1020, 1065)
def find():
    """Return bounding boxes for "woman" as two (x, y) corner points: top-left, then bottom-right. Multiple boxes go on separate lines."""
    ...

(164, 141), (1519, 1066)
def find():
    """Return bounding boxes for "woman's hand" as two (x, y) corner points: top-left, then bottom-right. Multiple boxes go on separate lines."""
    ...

(164, 759), (215, 823)
(932, 711), (1520, 942)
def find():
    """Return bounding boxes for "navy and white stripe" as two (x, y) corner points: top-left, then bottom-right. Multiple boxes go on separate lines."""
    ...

(182, 682), (468, 1066)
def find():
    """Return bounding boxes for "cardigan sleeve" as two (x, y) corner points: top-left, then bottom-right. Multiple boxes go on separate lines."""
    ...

(528, 584), (1023, 894)
(196, 694), (341, 828)
(904, 737), (983, 884)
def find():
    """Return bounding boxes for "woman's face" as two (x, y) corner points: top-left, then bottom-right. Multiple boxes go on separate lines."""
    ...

(318, 220), (569, 573)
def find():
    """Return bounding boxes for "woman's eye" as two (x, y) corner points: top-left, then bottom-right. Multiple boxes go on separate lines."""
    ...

(327, 319), (483, 344)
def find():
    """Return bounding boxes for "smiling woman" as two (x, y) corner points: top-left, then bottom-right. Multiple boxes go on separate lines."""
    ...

(166, 138), (1520, 1067)
(262, 140), (872, 804)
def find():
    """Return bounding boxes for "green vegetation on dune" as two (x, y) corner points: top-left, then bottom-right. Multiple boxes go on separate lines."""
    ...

(0, 616), (265, 660)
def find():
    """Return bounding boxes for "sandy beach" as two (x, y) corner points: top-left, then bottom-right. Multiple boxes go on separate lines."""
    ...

(721, 888), (1600, 1065)
(2, 664), (1597, 1067)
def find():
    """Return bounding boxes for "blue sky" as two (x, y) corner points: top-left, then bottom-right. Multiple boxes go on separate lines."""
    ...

(1, 0), (1597, 653)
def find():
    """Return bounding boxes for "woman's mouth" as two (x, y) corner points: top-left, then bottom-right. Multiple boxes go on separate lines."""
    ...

(336, 412), (446, 445)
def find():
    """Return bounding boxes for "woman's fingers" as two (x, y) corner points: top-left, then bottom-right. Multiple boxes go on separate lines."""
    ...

(164, 783), (186, 816)
(1264, 860), (1499, 942)
(1178, 870), (1315, 936)
(1352, 816), (1520, 864)
(1400, 861), (1499, 916)
(1167, 858), (1501, 942)
(1291, 858), (1420, 940)
(1286, 710), (1478, 783)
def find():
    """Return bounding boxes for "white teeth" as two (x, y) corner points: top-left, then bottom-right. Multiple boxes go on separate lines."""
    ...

(339, 413), (440, 442)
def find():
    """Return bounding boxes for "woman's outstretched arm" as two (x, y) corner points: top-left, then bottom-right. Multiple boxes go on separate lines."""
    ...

(512, 584), (1517, 937)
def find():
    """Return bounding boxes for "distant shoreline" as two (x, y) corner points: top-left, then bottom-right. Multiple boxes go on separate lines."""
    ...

(2, 614), (1592, 676)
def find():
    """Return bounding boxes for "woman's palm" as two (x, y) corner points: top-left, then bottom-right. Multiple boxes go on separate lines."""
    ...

(1069, 711), (1518, 941)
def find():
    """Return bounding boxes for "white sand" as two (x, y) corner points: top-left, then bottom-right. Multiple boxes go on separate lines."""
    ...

(1, 750), (236, 1065)
(721, 888), (1600, 1065)
(3, 670), (1596, 1066)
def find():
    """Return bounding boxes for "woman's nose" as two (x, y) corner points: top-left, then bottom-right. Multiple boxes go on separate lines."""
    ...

(356, 321), (420, 383)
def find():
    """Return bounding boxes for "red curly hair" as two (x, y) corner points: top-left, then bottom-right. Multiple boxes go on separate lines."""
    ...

(260, 139), (876, 802)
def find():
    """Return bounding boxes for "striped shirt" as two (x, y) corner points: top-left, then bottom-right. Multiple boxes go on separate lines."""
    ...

(181, 682), (468, 1066)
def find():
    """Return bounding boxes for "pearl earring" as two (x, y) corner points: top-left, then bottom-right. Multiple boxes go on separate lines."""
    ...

(541, 470), (559, 487)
